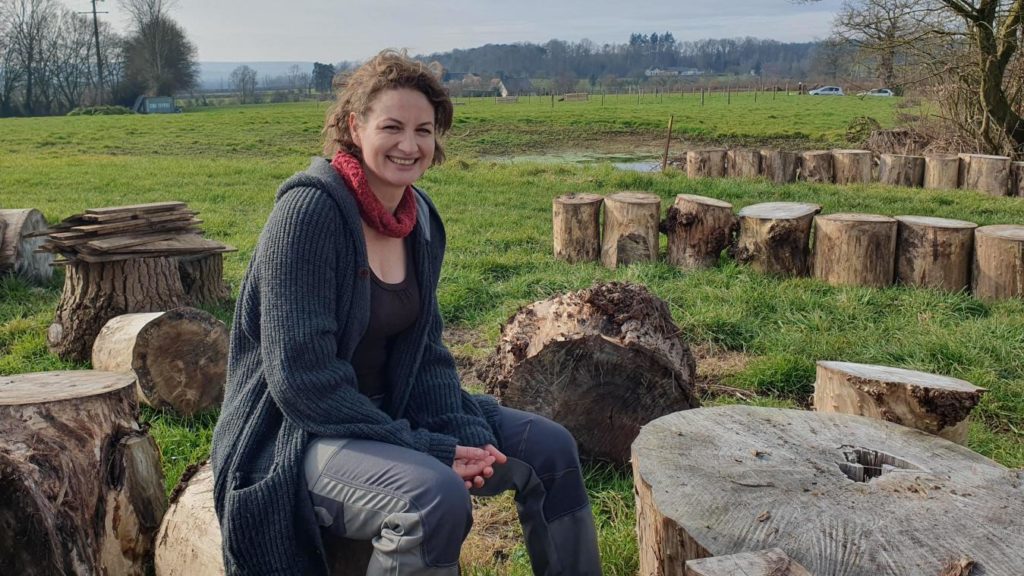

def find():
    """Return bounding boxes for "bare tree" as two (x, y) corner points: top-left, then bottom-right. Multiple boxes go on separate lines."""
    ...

(230, 64), (257, 104)
(1, 0), (58, 115)
(49, 11), (95, 110)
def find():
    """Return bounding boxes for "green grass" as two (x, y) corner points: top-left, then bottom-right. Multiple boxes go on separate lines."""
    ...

(1, 94), (1021, 574)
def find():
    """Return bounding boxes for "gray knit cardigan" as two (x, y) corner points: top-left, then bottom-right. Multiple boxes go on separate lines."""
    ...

(211, 157), (503, 575)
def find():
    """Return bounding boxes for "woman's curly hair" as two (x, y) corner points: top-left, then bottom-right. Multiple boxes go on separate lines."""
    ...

(322, 50), (453, 165)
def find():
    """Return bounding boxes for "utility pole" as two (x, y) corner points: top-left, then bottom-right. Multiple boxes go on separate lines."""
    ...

(86, 0), (107, 104)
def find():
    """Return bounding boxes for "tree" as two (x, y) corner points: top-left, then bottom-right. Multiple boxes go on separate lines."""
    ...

(230, 64), (256, 103)
(1, 0), (58, 115)
(120, 0), (197, 97)
(312, 61), (334, 94)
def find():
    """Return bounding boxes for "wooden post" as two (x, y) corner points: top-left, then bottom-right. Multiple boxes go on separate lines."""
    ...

(972, 225), (1024, 300)
(814, 361), (984, 444)
(800, 150), (834, 183)
(686, 149), (727, 179)
(552, 193), (603, 263)
(726, 148), (761, 179)
(961, 154), (1011, 196)
(895, 216), (976, 292)
(661, 115), (675, 172)
(923, 154), (961, 190)
(1010, 160), (1024, 197)
(760, 149), (799, 183)
(832, 150), (873, 184)
(734, 202), (821, 277)
(0, 208), (52, 284)
(812, 213), (897, 288)
(601, 192), (661, 268)
(878, 154), (925, 187)
(663, 194), (736, 269)
(700, 88), (704, 107)
(685, 549), (811, 576)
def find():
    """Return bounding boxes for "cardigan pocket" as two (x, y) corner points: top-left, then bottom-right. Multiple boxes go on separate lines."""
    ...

(223, 468), (302, 574)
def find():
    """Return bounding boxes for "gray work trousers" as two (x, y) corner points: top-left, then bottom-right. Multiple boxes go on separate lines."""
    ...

(303, 406), (602, 575)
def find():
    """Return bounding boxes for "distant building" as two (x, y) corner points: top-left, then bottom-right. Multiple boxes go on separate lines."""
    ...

(497, 75), (534, 97)
(132, 96), (177, 114)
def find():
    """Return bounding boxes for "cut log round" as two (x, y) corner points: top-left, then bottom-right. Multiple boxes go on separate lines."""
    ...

(91, 307), (228, 415)
(831, 149), (873, 184)
(480, 282), (699, 463)
(662, 194), (736, 269)
(685, 548), (810, 576)
(734, 202), (821, 277)
(726, 148), (761, 179)
(48, 257), (185, 362)
(552, 193), (603, 263)
(878, 154), (925, 187)
(759, 149), (798, 184)
(1010, 161), (1024, 197)
(972, 224), (1024, 300)
(0, 208), (53, 284)
(601, 192), (661, 268)
(632, 405), (1024, 576)
(0, 371), (166, 576)
(177, 253), (230, 307)
(961, 154), (1010, 196)
(812, 213), (897, 288)
(686, 149), (727, 179)
(799, 150), (833, 183)
(923, 154), (960, 190)
(895, 216), (976, 292)
(813, 361), (985, 444)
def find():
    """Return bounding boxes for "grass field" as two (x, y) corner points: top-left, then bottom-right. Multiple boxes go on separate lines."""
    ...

(2, 93), (1021, 574)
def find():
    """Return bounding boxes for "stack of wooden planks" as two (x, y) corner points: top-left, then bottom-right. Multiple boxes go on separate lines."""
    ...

(35, 201), (234, 264)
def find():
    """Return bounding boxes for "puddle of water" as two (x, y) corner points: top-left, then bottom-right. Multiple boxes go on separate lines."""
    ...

(479, 152), (663, 172)
(612, 161), (662, 173)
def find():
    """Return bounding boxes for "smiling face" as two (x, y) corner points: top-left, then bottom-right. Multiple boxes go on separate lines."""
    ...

(349, 88), (436, 201)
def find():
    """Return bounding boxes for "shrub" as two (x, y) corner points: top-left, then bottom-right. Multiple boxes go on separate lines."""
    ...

(67, 105), (133, 116)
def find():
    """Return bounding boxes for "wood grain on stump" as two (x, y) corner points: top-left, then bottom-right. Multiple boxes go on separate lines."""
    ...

(632, 405), (1024, 576)
(812, 213), (897, 288)
(734, 202), (821, 277)
(0, 371), (166, 576)
(895, 216), (976, 292)
(760, 149), (798, 184)
(832, 149), (873, 184)
(685, 548), (811, 576)
(662, 194), (736, 269)
(972, 224), (1024, 300)
(178, 253), (230, 307)
(961, 154), (1010, 196)
(800, 150), (833, 183)
(726, 149), (761, 179)
(601, 192), (661, 268)
(686, 149), (727, 179)
(1010, 161), (1024, 197)
(813, 361), (984, 444)
(552, 193), (603, 263)
(0, 208), (52, 284)
(480, 282), (699, 463)
(924, 154), (960, 190)
(878, 154), (924, 187)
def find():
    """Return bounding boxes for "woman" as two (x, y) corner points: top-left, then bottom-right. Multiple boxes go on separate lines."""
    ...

(211, 50), (602, 575)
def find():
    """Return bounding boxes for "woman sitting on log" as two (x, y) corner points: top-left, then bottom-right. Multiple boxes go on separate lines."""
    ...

(210, 50), (601, 576)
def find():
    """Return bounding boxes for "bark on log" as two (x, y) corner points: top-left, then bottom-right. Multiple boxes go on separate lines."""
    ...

(480, 282), (699, 463)
(895, 216), (976, 292)
(552, 193), (603, 263)
(760, 149), (798, 184)
(686, 149), (727, 179)
(1010, 161), (1024, 197)
(601, 192), (661, 268)
(91, 308), (228, 415)
(726, 149), (761, 179)
(924, 154), (960, 190)
(177, 253), (230, 307)
(961, 154), (1010, 196)
(832, 149), (873, 184)
(799, 150), (833, 183)
(878, 154), (925, 187)
(812, 213), (897, 288)
(972, 225), (1024, 300)
(685, 548), (811, 576)
(48, 257), (185, 362)
(813, 361), (984, 444)
(662, 194), (736, 269)
(633, 405), (1024, 576)
(0, 208), (53, 284)
(733, 202), (821, 277)
(0, 371), (166, 576)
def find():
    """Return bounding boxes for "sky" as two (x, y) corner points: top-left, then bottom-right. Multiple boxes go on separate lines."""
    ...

(82, 0), (845, 63)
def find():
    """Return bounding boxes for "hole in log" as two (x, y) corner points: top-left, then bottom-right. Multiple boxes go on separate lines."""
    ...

(836, 446), (922, 482)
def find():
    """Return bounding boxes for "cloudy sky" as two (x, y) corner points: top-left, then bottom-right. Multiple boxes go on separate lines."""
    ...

(94, 0), (844, 62)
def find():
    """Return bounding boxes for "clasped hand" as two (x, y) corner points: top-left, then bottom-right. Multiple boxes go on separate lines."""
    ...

(452, 444), (507, 489)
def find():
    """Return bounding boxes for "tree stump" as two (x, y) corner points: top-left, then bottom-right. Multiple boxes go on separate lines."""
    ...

(961, 154), (1010, 196)
(91, 307), (228, 415)
(813, 361), (985, 444)
(662, 194), (736, 269)
(0, 371), (166, 576)
(0, 208), (52, 284)
(831, 149), (873, 184)
(923, 154), (960, 190)
(685, 548), (810, 576)
(799, 150), (833, 183)
(633, 405), (1024, 576)
(812, 213), (897, 288)
(552, 193), (603, 263)
(1010, 161), (1024, 197)
(601, 192), (661, 268)
(760, 149), (798, 184)
(177, 253), (230, 307)
(480, 282), (699, 463)
(894, 216), (976, 292)
(686, 149), (727, 179)
(726, 148), (761, 179)
(878, 154), (925, 187)
(48, 257), (185, 362)
(972, 224), (1024, 300)
(734, 202), (821, 277)
(154, 463), (372, 576)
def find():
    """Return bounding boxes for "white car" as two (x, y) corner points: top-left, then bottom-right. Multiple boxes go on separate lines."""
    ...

(858, 88), (895, 97)
(809, 86), (844, 96)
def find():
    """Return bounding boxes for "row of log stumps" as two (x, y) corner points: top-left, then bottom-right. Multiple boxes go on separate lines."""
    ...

(0, 208), (53, 284)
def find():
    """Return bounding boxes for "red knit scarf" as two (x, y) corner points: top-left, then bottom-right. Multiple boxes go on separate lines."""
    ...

(331, 151), (417, 238)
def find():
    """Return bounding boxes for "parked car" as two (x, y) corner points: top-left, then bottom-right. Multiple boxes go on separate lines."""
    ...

(857, 88), (895, 97)
(809, 86), (844, 96)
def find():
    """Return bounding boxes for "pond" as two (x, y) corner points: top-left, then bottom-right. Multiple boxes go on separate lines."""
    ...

(480, 152), (664, 172)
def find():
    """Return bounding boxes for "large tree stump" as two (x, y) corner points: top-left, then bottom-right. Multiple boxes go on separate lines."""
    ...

(0, 208), (52, 284)
(177, 253), (230, 307)
(923, 154), (961, 190)
(1010, 160), (1024, 197)
(812, 213), (897, 288)
(632, 405), (1024, 576)
(813, 361), (984, 444)
(480, 282), (699, 463)
(601, 192), (661, 268)
(552, 193), (602, 263)
(895, 216), (977, 292)
(662, 194), (736, 269)
(961, 154), (1010, 196)
(91, 307), (228, 415)
(878, 154), (925, 187)
(686, 149), (727, 179)
(726, 148), (761, 179)
(685, 549), (810, 576)
(48, 257), (185, 362)
(0, 371), (166, 576)
(734, 202), (821, 277)
(831, 149), (873, 184)
(799, 150), (833, 183)
(760, 149), (798, 184)
(972, 224), (1024, 300)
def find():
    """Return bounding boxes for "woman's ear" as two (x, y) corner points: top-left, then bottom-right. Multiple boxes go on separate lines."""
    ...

(347, 112), (361, 148)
